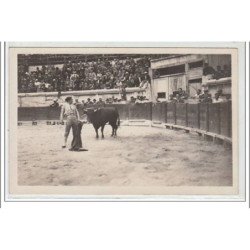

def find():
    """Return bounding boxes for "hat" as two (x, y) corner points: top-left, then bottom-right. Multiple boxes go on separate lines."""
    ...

(65, 96), (72, 102)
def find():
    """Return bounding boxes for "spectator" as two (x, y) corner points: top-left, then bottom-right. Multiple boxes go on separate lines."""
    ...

(139, 79), (149, 89)
(86, 98), (93, 105)
(116, 79), (123, 89)
(178, 88), (184, 96)
(70, 71), (79, 90)
(203, 63), (216, 76)
(97, 98), (104, 106)
(223, 64), (231, 77)
(50, 99), (59, 108)
(213, 92), (224, 103)
(213, 89), (227, 103)
(175, 94), (184, 103)
(200, 90), (212, 103)
(130, 96), (136, 103)
(194, 89), (202, 100)
(121, 85), (127, 101)
(214, 66), (224, 79)
(81, 100), (86, 107)
(169, 94), (174, 102)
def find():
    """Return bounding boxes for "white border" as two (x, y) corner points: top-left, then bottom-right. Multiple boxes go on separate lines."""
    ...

(4, 42), (246, 202)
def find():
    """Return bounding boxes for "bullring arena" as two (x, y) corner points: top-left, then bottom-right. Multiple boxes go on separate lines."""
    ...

(16, 53), (233, 188)
(18, 102), (232, 187)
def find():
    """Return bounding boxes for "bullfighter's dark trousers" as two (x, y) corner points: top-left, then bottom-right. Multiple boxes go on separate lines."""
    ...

(70, 121), (83, 150)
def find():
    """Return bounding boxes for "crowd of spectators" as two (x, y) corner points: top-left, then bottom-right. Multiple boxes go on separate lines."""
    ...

(50, 93), (150, 109)
(168, 88), (188, 103)
(166, 88), (230, 104)
(203, 63), (231, 79)
(18, 56), (151, 93)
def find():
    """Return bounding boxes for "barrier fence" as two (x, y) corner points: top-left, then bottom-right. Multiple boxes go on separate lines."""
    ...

(18, 101), (232, 138)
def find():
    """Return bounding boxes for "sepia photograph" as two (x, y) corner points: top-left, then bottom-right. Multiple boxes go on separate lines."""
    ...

(1, 1), (250, 250)
(5, 43), (245, 200)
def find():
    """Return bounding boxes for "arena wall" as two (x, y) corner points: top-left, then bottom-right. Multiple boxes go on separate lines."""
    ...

(18, 101), (232, 140)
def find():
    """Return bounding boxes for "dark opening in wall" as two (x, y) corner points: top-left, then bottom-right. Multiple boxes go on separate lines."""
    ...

(188, 78), (202, 83)
(154, 64), (185, 78)
(188, 60), (203, 69)
(157, 92), (166, 98)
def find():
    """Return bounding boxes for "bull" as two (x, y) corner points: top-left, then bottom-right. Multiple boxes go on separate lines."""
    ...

(84, 107), (120, 139)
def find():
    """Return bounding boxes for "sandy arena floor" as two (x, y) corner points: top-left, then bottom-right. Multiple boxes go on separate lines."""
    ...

(18, 123), (232, 186)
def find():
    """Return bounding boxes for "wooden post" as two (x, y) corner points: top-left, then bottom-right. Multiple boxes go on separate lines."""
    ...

(185, 103), (188, 127)
(166, 103), (168, 123)
(164, 102), (167, 123)
(128, 103), (131, 120)
(197, 103), (200, 129)
(206, 103), (209, 132)
(149, 102), (153, 121)
(174, 103), (177, 125)
(218, 103), (221, 135)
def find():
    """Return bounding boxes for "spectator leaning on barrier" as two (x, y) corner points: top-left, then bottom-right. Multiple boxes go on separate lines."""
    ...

(199, 89), (212, 103)
(129, 96), (136, 103)
(97, 98), (105, 106)
(213, 89), (228, 103)
(213, 92), (225, 103)
(50, 99), (59, 108)
(86, 98), (93, 106)
(81, 100), (86, 107)
(194, 89), (202, 100)
(214, 66), (224, 79)
(169, 88), (188, 103)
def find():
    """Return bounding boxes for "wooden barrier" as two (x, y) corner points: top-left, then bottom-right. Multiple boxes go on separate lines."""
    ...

(18, 101), (232, 140)
(105, 104), (129, 120)
(199, 103), (209, 131)
(166, 103), (176, 124)
(220, 101), (231, 137)
(18, 107), (55, 121)
(176, 103), (187, 127)
(187, 103), (199, 129)
(128, 103), (152, 120)
(208, 103), (221, 134)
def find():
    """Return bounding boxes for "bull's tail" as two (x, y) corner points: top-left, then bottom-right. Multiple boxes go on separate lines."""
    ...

(116, 115), (120, 127)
